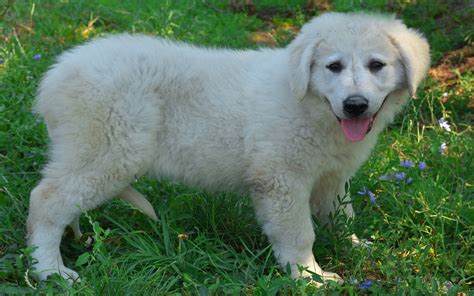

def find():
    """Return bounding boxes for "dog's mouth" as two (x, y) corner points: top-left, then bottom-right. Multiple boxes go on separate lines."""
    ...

(337, 117), (374, 142)
(326, 96), (388, 143)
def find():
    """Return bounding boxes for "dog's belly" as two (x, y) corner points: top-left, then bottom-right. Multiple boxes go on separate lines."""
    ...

(150, 103), (249, 193)
(152, 154), (247, 193)
(151, 142), (248, 193)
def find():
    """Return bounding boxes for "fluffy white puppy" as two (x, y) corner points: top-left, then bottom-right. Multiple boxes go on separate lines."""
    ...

(28, 12), (430, 284)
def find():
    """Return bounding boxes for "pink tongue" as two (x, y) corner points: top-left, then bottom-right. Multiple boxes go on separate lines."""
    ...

(340, 117), (373, 142)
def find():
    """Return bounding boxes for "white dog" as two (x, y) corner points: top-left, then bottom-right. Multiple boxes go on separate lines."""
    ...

(28, 12), (430, 284)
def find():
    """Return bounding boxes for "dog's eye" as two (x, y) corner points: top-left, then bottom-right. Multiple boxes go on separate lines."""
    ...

(326, 62), (343, 73)
(369, 60), (386, 72)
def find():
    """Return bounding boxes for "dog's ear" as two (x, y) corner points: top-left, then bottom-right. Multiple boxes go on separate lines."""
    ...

(388, 25), (430, 97)
(288, 34), (320, 100)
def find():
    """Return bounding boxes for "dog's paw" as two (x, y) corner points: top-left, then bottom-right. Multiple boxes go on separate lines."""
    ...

(35, 265), (81, 285)
(84, 235), (94, 247)
(322, 271), (344, 283)
(310, 271), (344, 287)
(351, 234), (373, 248)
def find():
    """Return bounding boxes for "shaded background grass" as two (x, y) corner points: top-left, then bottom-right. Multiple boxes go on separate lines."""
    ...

(0, 0), (472, 294)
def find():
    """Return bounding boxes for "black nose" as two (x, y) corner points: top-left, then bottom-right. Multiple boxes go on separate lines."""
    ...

(343, 96), (369, 117)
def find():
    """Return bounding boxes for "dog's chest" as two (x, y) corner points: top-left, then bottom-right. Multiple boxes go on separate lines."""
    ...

(294, 124), (377, 179)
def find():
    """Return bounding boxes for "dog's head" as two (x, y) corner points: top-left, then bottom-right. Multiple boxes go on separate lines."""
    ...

(288, 13), (430, 142)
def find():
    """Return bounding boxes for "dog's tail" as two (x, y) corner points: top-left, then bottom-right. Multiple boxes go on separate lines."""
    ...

(117, 186), (158, 221)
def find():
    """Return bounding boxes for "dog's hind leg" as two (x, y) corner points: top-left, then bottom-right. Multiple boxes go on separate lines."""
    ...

(28, 179), (83, 283)
(27, 165), (141, 283)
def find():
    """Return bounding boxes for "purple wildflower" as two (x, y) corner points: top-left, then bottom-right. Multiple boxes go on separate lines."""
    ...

(33, 54), (42, 60)
(406, 177), (414, 184)
(418, 161), (426, 170)
(357, 187), (377, 204)
(400, 160), (415, 168)
(368, 191), (376, 204)
(438, 118), (451, 132)
(358, 280), (372, 289)
(439, 143), (448, 154)
(444, 281), (454, 291)
(0, 59), (4, 64)
(395, 172), (406, 180)
(357, 187), (367, 195)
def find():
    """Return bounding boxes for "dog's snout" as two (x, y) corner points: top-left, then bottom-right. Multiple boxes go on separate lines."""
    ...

(343, 96), (369, 117)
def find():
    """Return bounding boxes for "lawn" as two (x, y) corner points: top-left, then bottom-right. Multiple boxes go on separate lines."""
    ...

(0, 0), (472, 294)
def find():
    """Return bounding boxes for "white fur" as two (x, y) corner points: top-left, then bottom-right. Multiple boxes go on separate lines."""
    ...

(27, 12), (430, 284)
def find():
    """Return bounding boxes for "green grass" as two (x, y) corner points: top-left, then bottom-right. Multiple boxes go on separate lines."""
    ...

(0, 0), (472, 294)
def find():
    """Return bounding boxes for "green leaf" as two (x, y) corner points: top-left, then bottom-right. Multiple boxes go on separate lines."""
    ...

(75, 252), (90, 267)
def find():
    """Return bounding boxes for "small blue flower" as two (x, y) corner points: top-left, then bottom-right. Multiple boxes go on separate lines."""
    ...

(395, 172), (406, 180)
(0, 59), (4, 64)
(444, 281), (454, 291)
(33, 54), (42, 60)
(400, 160), (415, 168)
(406, 177), (414, 184)
(368, 191), (376, 204)
(438, 117), (451, 132)
(358, 280), (372, 289)
(379, 174), (393, 181)
(357, 187), (367, 195)
(418, 161), (426, 170)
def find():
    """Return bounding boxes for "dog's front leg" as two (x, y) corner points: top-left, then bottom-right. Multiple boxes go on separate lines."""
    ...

(250, 174), (342, 283)
(336, 199), (372, 247)
(309, 174), (371, 247)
